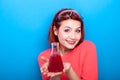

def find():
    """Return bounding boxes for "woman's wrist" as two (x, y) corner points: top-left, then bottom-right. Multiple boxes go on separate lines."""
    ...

(65, 66), (72, 75)
(65, 67), (81, 80)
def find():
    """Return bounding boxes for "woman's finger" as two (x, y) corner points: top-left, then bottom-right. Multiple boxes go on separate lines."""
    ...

(41, 63), (48, 71)
(41, 56), (49, 62)
(47, 72), (63, 77)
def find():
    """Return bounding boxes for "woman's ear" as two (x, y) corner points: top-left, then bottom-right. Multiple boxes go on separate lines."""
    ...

(53, 26), (58, 36)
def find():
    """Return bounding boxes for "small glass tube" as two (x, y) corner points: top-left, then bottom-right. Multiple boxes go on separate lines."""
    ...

(48, 42), (64, 72)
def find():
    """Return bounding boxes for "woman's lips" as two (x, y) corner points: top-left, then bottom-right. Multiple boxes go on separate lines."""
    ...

(67, 41), (76, 44)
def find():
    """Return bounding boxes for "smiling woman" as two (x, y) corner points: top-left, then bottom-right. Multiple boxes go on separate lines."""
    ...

(38, 8), (98, 80)
(54, 19), (81, 51)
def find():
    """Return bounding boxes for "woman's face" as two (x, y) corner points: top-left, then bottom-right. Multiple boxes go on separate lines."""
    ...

(54, 19), (81, 50)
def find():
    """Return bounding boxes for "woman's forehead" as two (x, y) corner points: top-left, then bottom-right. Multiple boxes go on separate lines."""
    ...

(59, 19), (81, 29)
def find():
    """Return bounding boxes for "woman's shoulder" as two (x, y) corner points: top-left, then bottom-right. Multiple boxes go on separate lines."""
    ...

(77, 40), (96, 48)
(75, 40), (96, 54)
(82, 40), (95, 46)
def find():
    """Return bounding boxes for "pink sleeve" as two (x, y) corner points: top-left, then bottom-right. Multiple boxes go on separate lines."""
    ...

(81, 42), (98, 80)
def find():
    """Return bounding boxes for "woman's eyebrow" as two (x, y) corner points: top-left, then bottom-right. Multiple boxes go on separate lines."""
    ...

(76, 27), (81, 29)
(63, 26), (81, 29)
(64, 26), (71, 28)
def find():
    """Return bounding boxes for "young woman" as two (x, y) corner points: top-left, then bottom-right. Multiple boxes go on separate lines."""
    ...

(38, 8), (98, 80)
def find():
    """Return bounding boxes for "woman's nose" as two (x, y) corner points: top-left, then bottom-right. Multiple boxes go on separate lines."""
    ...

(70, 32), (75, 39)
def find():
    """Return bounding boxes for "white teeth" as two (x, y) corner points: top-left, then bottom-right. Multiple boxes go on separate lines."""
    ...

(68, 41), (75, 44)
(66, 40), (76, 44)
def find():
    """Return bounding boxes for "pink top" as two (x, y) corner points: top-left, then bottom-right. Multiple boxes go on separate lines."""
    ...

(38, 40), (98, 80)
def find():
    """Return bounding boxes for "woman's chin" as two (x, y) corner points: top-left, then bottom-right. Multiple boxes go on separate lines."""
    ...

(66, 45), (76, 49)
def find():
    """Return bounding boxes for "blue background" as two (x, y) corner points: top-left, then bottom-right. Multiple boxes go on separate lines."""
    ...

(0, 0), (120, 80)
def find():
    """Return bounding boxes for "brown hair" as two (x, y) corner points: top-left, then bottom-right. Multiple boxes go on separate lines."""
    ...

(48, 8), (84, 45)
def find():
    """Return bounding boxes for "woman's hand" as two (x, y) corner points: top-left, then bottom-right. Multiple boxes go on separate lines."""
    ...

(40, 56), (49, 75)
(63, 62), (71, 73)
(40, 56), (71, 78)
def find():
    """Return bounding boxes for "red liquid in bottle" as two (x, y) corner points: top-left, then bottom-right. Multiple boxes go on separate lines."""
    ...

(48, 43), (64, 72)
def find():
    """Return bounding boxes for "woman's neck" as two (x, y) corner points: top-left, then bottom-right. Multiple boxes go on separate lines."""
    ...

(59, 45), (72, 56)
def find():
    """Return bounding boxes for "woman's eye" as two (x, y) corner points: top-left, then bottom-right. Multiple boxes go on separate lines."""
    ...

(76, 30), (81, 33)
(64, 29), (70, 32)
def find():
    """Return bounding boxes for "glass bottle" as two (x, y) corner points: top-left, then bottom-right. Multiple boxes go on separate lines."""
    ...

(48, 42), (64, 72)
